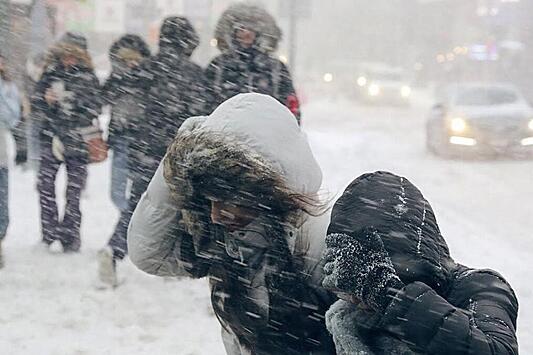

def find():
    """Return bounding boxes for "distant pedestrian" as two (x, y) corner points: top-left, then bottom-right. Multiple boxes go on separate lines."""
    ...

(32, 33), (101, 252)
(206, 3), (301, 123)
(0, 52), (22, 267)
(101, 34), (150, 212)
(97, 17), (206, 288)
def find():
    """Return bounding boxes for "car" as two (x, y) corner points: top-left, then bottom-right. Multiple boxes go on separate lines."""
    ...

(426, 83), (533, 158)
(355, 63), (412, 106)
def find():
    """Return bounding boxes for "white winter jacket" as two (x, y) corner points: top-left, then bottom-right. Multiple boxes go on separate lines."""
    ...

(128, 94), (336, 354)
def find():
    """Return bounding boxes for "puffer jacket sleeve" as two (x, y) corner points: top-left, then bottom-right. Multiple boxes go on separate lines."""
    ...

(379, 270), (519, 355)
(275, 61), (300, 123)
(128, 161), (206, 278)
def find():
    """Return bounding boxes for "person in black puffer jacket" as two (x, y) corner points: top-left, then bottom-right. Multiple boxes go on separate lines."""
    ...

(32, 33), (101, 252)
(97, 17), (207, 288)
(205, 3), (301, 123)
(101, 34), (150, 212)
(323, 171), (519, 355)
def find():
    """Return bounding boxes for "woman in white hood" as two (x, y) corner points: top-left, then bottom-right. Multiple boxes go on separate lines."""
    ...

(128, 94), (336, 354)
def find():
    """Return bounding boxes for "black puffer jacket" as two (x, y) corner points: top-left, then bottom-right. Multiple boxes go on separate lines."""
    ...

(129, 17), (206, 170)
(101, 34), (150, 150)
(205, 4), (300, 122)
(327, 171), (519, 355)
(32, 37), (100, 159)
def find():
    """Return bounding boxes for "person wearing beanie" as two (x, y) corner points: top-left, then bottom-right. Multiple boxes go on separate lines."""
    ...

(32, 33), (101, 252)
(206, 4), (301, 123)
(97, 17), (208, 288)
(322, 172), (519, 354)
(101, 34), (150, 213)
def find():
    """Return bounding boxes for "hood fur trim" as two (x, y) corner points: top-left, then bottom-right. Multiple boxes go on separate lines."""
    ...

(163, 128), (314, 237)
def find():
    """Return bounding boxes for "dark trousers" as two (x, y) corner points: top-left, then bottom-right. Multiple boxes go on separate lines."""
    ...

(107, 161), (158, 260)
(0, 167), (8, 240)
(37, 147), (87, 251)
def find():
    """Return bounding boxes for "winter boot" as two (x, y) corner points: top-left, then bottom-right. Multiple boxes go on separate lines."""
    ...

(97, 247), (118, 288)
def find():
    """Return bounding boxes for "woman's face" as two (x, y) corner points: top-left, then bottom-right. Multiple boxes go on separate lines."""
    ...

(61, 55), (79, 68)
(210, 200), (259, 232)
(235, 28), (256, 48)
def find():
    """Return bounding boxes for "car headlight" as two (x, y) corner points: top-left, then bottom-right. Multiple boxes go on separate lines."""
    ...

(357, 76), (367, 87)
(450, 117), (467, 133)
(368, 84), (380, 96)
(401, 86), (411, 98)
(323, 73), (333, 83)
(528, 119), (533, 130)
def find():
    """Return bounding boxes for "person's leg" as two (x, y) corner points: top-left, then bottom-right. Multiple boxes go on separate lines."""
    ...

(0, 167), (9, 239)
(0, 167), (8, 267)
(98, 160), (157, 286)
(60, 156), (88, 252)
(28, 114), (42, 170)
(110, 141), (129, 211)
(37, 149), (61, 245)
(107, 168), (151, 260)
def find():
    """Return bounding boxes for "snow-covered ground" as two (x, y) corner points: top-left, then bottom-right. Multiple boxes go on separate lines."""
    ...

(1, 94), (532, 354)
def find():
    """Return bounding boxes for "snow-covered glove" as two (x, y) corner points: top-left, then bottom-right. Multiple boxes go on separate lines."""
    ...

(52, 136), (65, 162)
(322, 228), (404, 313)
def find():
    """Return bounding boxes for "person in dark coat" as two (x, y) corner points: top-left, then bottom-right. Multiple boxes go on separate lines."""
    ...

(32, 33), (101, 252)
(322, 171), (519, 355)
(97, 17), (206, 287)
(101, 34), (150, 212)
(205, 3), (301, 123)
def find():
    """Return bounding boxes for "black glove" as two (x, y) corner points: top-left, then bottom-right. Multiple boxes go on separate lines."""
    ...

(322, 228), (404, 312)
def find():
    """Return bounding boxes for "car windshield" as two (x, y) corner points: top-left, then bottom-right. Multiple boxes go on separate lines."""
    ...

(455, 87), (520, 106)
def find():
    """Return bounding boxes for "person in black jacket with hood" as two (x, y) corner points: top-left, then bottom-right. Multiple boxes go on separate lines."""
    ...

(322, 172), (519, 355)
(101, 34), (150, 212)
(205, 4), (301, 123)
(97, 17), (206, 287)
(33, 33), (101, 252)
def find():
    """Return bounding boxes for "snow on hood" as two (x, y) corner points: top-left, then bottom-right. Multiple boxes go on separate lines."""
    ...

(200, 93), (322, 195)
(328, 171), (455, 294)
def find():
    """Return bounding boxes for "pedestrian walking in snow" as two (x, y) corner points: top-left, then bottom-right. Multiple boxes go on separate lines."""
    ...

(0, 53), (22, 267)
(128, 94), (337, 354)
(32, 33), (101, 252)
(322, 172), (519, 354)
(97, 17), (207, 288)
(206, 3), (301, 123)
(101, 34), (150, 212)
